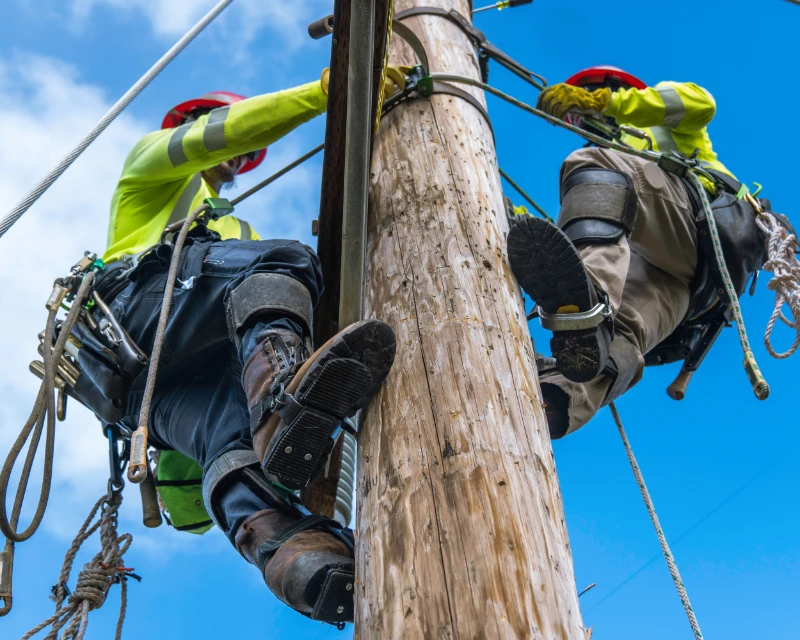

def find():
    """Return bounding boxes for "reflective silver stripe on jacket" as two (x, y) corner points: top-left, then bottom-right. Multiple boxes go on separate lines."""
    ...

(167, 122), (193, 166)
(203, 106), (229, 152)
(238, 219), (252, 240)
(166, 173), (203, 226)
(657, 85), (686, 129)
(651, 126), (679, 153)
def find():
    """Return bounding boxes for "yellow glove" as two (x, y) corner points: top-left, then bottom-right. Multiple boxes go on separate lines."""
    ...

(321, 66), (408, 99)
(536, 83), (611, 120)
(321, 68), (330, 95)
(382, 66), (408, 99)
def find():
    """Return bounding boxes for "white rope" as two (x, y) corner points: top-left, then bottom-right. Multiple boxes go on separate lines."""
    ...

(0, 0), (235, 240)
(609, 403), (704, 640)
(754, 209), (800, 358)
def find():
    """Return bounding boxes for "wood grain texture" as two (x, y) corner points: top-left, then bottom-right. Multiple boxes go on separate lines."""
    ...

(356, 1), (586, 637)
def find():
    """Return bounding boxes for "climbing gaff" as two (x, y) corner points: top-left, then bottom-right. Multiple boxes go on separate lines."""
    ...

(0, 0), (234, 241)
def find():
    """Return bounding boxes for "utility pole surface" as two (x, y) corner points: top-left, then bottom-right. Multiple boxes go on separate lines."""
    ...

(356, 1), (586, 638)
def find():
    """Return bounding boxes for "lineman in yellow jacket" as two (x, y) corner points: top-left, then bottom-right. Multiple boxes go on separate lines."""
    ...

(94, 72), (398, 625)
(507, 66), (755, 438)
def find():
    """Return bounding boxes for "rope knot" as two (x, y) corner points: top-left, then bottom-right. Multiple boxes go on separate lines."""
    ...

(69, 563), (116, 611)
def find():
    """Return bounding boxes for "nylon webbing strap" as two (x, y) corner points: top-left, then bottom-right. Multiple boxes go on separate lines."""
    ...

(257, 514), (341, 568)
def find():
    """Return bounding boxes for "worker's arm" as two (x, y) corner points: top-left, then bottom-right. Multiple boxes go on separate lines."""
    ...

(604, 81), (717, 135)
(121, 79), (328, 183)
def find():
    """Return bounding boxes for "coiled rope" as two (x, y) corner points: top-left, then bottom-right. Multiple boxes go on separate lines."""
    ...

(21, 488), (132, 640)
(0, 0), (234, 240)
(0, 272), (96, 546)
(610, 403), (704, 640)
(754, 207), (800, 358)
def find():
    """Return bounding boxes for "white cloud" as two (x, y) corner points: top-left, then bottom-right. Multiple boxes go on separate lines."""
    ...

(68, 0), (333, 51)
(0, 52), (322, 546)
(0, 52), (148, 536)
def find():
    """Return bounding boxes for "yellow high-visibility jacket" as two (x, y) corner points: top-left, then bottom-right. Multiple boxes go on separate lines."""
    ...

(604, 81), (734, 191)
(103, 80), (328, 262)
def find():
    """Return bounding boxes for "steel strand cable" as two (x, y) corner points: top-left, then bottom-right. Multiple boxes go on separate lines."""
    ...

(498, 167), (553, 222)
(427, 73), (659, 162)
(609, 403), (705, 640)
(128, 203), (208, 483)
(0, 272), (96, 543)
(230, 144), (325, 206)
(0, 0), (234, 240)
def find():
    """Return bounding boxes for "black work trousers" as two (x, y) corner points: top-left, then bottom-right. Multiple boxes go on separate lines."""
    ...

(111, 236), (323, 541)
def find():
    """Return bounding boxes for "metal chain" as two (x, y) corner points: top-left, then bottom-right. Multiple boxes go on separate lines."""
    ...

(609, 403), (704, 640)
(0, 0), (234, 240)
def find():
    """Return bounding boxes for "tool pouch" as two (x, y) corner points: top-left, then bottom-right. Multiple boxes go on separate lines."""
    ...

(695, 191), (768, 306)
(37, 257), (148, 424)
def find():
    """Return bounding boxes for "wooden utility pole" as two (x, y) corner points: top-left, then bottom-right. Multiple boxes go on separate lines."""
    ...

(356, 1), (586, 637)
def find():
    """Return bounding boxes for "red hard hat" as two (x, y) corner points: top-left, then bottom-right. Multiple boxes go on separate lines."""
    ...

(565, 66), (647, 91)
(161, 91), (266, 174)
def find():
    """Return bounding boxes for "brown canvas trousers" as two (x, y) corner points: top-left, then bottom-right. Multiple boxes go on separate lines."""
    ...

(539, 147), (699, 435)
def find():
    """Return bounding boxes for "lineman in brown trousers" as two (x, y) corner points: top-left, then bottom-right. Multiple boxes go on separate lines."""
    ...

(508, 65), (762, 438)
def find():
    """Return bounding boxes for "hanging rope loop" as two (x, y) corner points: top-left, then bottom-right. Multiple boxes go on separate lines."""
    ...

(754, 206), (800, 358)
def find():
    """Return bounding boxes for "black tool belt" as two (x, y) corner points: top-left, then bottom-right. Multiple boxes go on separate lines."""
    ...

(35, 253), (147, 425)
(680, 171), (772, 322)
(646, 170), (779, 368)
(93, 256), (134, 304)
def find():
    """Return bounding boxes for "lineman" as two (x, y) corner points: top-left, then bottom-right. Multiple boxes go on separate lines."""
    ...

(93, 72), (399, 624)
(507, 66), (775, 439)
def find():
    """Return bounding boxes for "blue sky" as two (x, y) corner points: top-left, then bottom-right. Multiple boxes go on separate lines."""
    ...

(0, 1), (798, 638)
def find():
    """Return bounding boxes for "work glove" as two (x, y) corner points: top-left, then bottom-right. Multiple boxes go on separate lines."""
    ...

(321, 68), (331, 95)
(320, 66), (408, 98)
(382, 66), (408, 99)
(536, 83), (611, 120)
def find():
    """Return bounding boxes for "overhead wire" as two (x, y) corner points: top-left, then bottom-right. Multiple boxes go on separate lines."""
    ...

(586, 438), (800, 614)
(498, 167), (553, 222)
(0, 0), (234, 240)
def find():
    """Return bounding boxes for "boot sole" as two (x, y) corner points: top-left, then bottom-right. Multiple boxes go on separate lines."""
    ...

(507, 217), (607, 382)
(310, 562), (356, 624)
(262, 319), (396, 490)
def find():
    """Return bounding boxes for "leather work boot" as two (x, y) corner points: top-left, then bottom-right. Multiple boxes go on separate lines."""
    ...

(540, 382), (570, 440)
(242, 319), (396, 491)
(235, 509), (355, 625)
(507, 217), (612, 383)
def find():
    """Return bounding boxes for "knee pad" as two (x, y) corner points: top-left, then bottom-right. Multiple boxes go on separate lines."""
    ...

(226, 273), (313, 343)
(558, 168), (638, 245)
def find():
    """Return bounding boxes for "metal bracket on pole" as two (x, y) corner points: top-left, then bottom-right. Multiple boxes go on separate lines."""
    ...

(338, 0), (376, 329)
